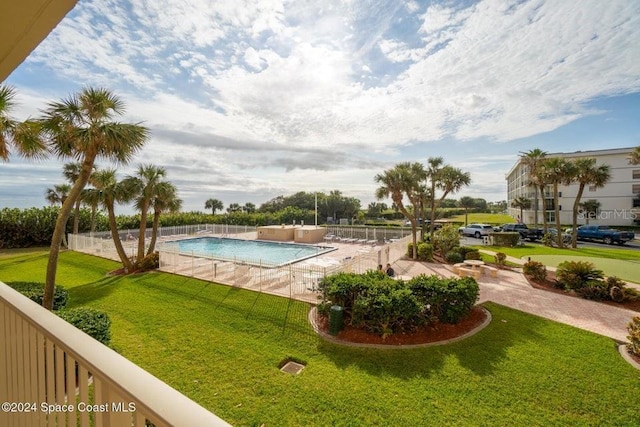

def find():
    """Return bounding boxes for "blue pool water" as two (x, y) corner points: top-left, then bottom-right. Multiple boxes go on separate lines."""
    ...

(170, 237), (335, 266)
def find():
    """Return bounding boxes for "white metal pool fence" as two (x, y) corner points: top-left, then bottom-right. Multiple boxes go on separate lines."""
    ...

(69, 224), (413, 303)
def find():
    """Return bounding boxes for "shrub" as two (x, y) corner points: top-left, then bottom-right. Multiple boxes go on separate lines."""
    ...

(523, 261), (546, 282)
(610, 286), (625, 303)
(136, 251), (159, 271)
(494, 252), (507, 267)
(409, 276), (479, 324)
(57, 308), (111, 346)
(489, 232), (520, 247)
(628, 317), (640, 356)
(445, 251), (464, 264)
(575, 280), (610, 300)
(555, 261), (603, 290)
(463, 250), (481, 260)
(431, 224), (460, 257)
(7, 281), (68, 310)
(416, 242), (434, 262)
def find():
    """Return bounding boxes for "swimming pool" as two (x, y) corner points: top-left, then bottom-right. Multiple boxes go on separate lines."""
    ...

(167, 237), (335, 267)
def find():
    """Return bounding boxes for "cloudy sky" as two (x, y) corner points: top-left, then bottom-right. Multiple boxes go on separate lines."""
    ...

(3, 0), (640, 213)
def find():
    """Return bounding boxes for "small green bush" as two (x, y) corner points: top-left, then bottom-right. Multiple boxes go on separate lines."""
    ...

(610, 286), (625, 303)
(523, 261), (546, 282)
(57, 308), (111, 346)
(445, 251), (464, 264)
(431, 224), (460, 257)
(556, 261), (603, 290)
(494, 252), (507, 267)
(489, 232), (520, 247)
(628, 317), (640, 356)
(575, 280), (610, 300)
(417, 242), (434, 262)
(7, 281), (68, 310)
(136, 251), (159, 271)
(409, 275), (479, 324)
(463, 250), (481, 260)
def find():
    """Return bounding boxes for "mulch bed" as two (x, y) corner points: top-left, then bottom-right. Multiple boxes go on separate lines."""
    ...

(526, 271), (640, 313)
(316, 306), (487, 346)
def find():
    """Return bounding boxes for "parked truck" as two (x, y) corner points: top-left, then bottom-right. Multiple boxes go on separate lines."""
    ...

(576, 225), (635, 245)
(498, 223), (545, 241)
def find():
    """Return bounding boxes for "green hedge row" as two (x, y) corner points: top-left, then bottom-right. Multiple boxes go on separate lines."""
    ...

(319, 271), (479, 336)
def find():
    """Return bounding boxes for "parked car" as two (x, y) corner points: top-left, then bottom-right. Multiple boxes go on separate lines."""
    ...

(576, 225), (635, 245)
(498, 223), (544, 241)
(459, 223), (494, 238)
(546, 227), (572, 245)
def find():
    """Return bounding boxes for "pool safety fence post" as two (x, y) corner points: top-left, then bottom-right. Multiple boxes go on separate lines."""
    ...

(259, 260), (262, 292)
(192, 251), (195, 277)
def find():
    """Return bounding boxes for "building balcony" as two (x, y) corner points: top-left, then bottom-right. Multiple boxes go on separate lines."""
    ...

(0, 281), (230, 427)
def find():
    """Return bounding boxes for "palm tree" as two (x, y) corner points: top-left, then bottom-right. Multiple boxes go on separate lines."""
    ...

(375, 162), (426, 259)
(579, 199), (600, 225)
(629, 146), (640, 165)
(91, 169), (135, 271)
(227, 203), (242, 213)
(430, 165), (471, 235)
(42, 87), (148, 310)
(63, 162), (94, 234)
(147, 182), (182, 255)
(243, 202), (256, 213)
(510, 197), (532, 224)
(425, 157), (443, 235)
(123, 164), (167, 263)
(458, 196), (476, 226)
(205, 198), (223, 214)
(0, 84), (47, 161)
(45, 184), (71, 206)
(81, 186), (101, 233)
(519, 149), (548, 228)
(570, 158), (610, 247)
(541, 157), (574, 247)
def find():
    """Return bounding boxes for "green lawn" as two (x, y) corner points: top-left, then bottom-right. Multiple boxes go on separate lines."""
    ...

(1, 250), (639, 426)
(474, 244), (640, 283)
(451, 213), (515, 224)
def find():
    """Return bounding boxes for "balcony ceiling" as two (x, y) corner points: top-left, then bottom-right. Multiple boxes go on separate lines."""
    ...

(0, 0), (77, 82)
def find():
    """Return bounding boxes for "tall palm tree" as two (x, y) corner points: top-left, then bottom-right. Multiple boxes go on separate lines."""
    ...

(91, 169), (135, 270)
(541, 157), (574, 247)
(45, 184), (71, 206)
(243, 202), (256, 213)
(205, 198), (223, 214)
(425, 157), (443, 235)
(579, 199), (600, 225)
(147, 182), (182, 255)
(570, 158), (611, 247)
(629, 146), (640, 165)
(81, 186), (101, 233)
(519, 149), (548, 228)
(63, 162), (94, 234)
(0, 84), (47, 161)
(42, 87), (148, 310)
(375, 162), (426, 259)
(227, 203), (242, 213)
(458, 196), (477, 226)
(123, 164), (167, 263)
(510, 197), (531, 224)
(430, 165), (471, 235)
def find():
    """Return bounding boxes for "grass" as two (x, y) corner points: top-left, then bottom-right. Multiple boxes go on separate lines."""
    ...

(451, 213), (515, 224)
(1, 249), (639, 426)
(471, 244), (640, 283)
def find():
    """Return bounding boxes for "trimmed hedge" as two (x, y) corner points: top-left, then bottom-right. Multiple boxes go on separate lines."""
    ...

(57, 308), (111, 346)
(7, 281), (68, 310)
(319, 271), (479, 336)
(489, 232), (520, 247)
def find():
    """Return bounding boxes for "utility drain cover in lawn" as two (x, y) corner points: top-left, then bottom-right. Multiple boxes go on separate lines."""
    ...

(280, 361), (305, 375)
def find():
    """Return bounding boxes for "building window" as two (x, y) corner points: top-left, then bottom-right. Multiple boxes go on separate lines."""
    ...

(547, 211), (555, 222)
(588, 185), (597, 192)
(633, 170), (640, 179)
(558, 192), (562, 198)
(633, 198), (640, 208)
(633, 184), (640, 194)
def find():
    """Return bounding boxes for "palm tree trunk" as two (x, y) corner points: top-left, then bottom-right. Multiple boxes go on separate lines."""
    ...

(44, 154), (96, 310)
(90, 205), (97, 233)
(533, 186), (539, 228)
(73, 200), (81, 234)
(108, 204), (133, 271)
(137, 202), (149, 262)
(539, 184), (548, 232)
(571, 184), (585, 248)
(554, 182), (562, 247)
(147, 211), (160, 255)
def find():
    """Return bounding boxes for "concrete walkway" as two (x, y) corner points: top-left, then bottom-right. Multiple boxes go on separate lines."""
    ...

(391, 257), (637, 342)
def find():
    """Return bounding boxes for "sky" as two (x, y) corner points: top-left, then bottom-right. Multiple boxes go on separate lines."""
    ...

(2, 0), (640, 214)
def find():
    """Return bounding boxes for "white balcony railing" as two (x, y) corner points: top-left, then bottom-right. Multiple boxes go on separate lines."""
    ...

(0, 281), (231, 427)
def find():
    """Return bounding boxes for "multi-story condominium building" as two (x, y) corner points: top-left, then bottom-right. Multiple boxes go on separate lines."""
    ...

(506, 147), (640, 226)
